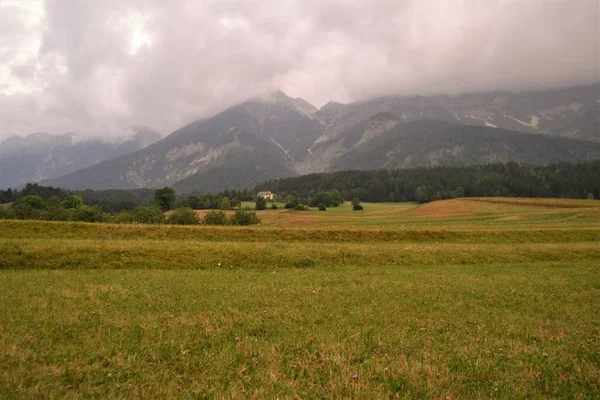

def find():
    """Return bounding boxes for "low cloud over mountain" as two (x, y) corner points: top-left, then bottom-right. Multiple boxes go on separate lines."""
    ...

(1, 0), (598, 140)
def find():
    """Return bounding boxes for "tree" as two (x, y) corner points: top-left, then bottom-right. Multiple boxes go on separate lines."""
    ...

(19, 195), (45, 209)
(61, 195), (84, 209)
(414, 186), (430, 203)
(255, 196), (267, 210)
(154, 187), (176, 211)
(220, 197), (232, 210)
(187, 195), (202, 209)
(351, 198), (361, 206)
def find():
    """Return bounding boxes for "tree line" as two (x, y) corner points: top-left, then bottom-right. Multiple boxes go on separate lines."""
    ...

(254, 161), (600, 203)
(0, 186), (261, 226)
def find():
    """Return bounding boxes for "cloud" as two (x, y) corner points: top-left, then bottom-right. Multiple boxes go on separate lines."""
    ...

(0, 0), (598, 139)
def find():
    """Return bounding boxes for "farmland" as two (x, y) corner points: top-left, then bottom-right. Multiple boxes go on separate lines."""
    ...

(0, 198), (599, 398)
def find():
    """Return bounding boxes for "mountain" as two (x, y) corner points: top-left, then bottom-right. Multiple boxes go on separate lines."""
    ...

(329, 119), (600, 171)
(44, 92), (321, 192)
(0, 127), (161, 189)
(315, 84), (600, 142)
(41, 84), (599, 193)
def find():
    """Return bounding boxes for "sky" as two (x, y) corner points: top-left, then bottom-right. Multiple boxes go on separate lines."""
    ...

(0, 0), (598, 140)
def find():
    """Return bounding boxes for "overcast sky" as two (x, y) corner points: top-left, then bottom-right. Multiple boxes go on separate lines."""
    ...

(0, 0), (598, 140)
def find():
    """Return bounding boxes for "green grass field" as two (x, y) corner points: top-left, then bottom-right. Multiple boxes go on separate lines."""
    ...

(1, 198), (599, 398)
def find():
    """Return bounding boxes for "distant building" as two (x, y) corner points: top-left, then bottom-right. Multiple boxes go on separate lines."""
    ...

(258, 191), (274, 200)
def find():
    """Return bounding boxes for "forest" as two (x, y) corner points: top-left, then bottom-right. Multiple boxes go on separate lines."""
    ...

(255, 161), (600, 203)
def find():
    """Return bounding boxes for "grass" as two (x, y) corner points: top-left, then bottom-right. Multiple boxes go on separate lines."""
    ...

(0, 197), (599, 398)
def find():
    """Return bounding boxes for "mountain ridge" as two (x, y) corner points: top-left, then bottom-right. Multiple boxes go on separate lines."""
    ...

(33, 83), (600, 192)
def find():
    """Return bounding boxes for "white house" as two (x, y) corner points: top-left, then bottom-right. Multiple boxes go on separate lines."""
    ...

(257, 191), (275, 200)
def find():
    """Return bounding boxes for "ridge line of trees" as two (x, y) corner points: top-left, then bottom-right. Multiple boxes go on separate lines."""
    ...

(254, 161), (599, 203)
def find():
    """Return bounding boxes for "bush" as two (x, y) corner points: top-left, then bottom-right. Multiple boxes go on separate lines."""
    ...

(351, 198), (361, 206)
(0, 206), (15, 220)
(294, 204), (309, 211)
(168, 207), (200, 225)
(18, 195), (45, 209)
(230, 208), (260, 226)
(12, 203), (42, 219)
(271, 203), (278, 210)
(73, 205), (108, 222)
(42, 206), (74, 221)
(118, 205), (165, 224)
(203, 210), (229, 225)
(353, 204), (364, 211)
(318, 203), (326, 211)
(220, 197), (232, 210)
(255, 196), (267, 210)
(61, 195), (83, 209)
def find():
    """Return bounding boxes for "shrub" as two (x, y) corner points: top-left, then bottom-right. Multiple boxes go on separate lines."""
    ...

(230, 208), (260, 226)
(220, 197), (232, 210)
(73, 205), (108, 222)
(12, 203), (42, 220)
(0, 206), (15, 220)
(351, 198), (361, 206)
(271, 203), (278, 210)
(203, 210), (229, 225)
(42, 206), (73, 221)
(353, 204), (364, 211)
(61, 195), (84, 209)
(168, 207), (200, 225)
(294, 204), (309, 211)
(255, 196), (267, 210)
(122, 205), (166, 224)
(18, 195), (45, 209)
(318, 203), (326, 211)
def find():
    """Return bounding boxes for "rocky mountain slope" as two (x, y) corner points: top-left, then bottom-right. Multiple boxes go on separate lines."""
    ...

(40, 84), (599, 192)
(315, 84), (600, 142)
(44, 92), (320, 191)
(0, 128), (161, 189)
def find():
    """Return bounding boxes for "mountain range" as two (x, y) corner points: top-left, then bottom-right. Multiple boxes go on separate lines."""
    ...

(0, 127), (161, 189)
(3, 83), (599, 193)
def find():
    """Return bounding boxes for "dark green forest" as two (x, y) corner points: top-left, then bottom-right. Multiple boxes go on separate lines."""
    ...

(2, 162), (598, 208)
(255, 162), (600, 203)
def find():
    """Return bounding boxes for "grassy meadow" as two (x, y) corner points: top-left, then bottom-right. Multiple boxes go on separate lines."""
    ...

(0, 198), (599, 398)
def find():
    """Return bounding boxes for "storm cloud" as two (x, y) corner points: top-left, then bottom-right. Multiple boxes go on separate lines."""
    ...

(1, 0), (598, 139)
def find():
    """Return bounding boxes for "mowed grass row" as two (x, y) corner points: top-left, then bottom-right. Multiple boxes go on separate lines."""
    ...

(1, 220), (600, 243)
(2, 238), (600, 270)
(1, 263), (598, 398)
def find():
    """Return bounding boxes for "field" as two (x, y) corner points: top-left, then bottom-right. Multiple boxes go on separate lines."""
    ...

(1, 198), (599, 398)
